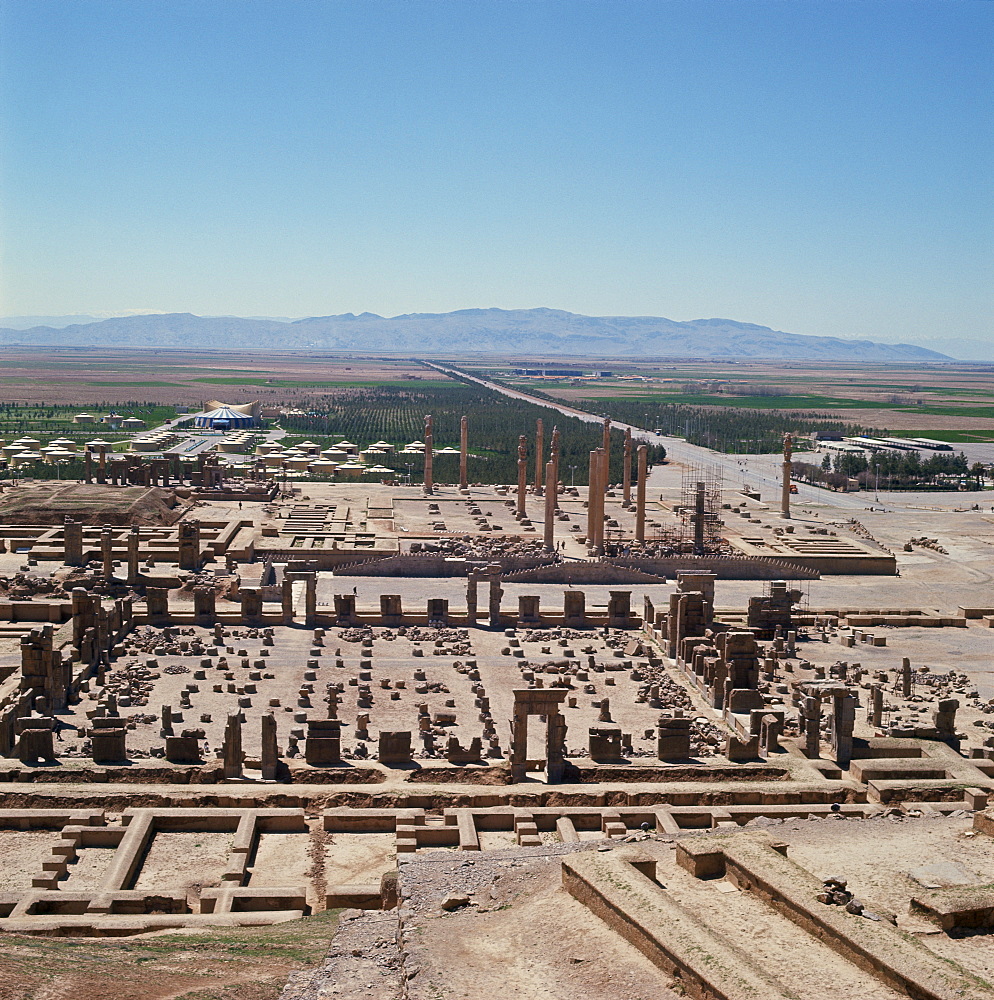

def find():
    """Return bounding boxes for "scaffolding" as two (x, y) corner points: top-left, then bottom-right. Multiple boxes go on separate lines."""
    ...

(678, 464), (723, 555)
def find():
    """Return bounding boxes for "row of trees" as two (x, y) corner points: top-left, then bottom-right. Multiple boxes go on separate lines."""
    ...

(566, 398), (858, 454)
(279, 383), (665, 485)
(792, 450), (984, 491)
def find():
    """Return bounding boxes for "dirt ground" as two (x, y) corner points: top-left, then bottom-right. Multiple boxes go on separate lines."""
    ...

(0, 910), (341, 1000)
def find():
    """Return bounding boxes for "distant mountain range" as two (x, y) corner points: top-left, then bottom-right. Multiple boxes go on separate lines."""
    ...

(0, 309), (958, 361)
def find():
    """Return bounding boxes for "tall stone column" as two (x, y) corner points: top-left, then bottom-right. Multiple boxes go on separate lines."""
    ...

(550, 426), (561, 510)
(586, 449), (598, 549)
(423, 414), (434, 495)
(459, 415), (468, 489)
(622, 427), (632, 505)
(534, 418), (544, 493)
(84, 451), (93, 484)
(543, 460), (556, 551)
(589, 448), (606, 555)
(781, 433), (793, 519)
(635, 444), (648, 542)
(516, 435), (528, 516)
(602, 417), (611, 485)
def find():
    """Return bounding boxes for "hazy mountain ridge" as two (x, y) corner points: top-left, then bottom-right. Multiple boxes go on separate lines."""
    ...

(0, 309), (955, 361)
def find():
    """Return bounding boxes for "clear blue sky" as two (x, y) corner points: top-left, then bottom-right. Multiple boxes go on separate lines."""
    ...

(0, 0), (991, 345)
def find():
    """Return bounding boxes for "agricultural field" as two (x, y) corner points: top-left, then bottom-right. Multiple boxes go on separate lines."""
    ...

(0, 348), (444, 407)
(452, 356), (994, 451)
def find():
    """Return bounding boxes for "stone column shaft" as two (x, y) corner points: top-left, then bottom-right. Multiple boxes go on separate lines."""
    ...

(543, 460), (556, 551)
(459, 415), (468, 489)
(635, 444), (648, 542)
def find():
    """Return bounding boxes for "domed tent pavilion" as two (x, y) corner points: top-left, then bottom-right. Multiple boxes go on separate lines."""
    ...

(194, 400), (261, 432)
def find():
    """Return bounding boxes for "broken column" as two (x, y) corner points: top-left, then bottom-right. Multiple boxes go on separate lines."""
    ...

(487, 563), (503, 627)
(100, 527), (114, 580)
(465, 572), (479, 625)
(126, 527), (140, 585)
(261, 713), (279, 780)
(459, 414), (468, 489)
(222, 712), (243, 778)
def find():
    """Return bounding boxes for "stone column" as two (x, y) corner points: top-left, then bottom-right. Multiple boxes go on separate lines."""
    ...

(466, 571), (479, 624)
(459, 415), (468, 489)
(543, 460), (556, 551)
(635, 444), (648, 542)
(487, 564), (503, 627)
(126, 527), (140, 585)
(223, 712), (243, 778)
(901, 658), (912, 697)
(586, 449), (598, 548)
(593, 448), (607, 554)
(281, 577), (295, 623)
(261, 713), (278, 780)
(870, 685), (883, 727)
(602, 417), (611, 484)
(802, 695), (821, 758)
(100, 527), (114, 580)
(534, 418), (544, 493)
(781, 433), (792, 519)
(84, 451), (93, 484)
(423, 414), (434, 494)
(832, 692), (855, 768)
(622, 427), (632, 505)
(64, 518), (84, 567)
(304, 572), (317, 626)
(550, 426), (561, 510)
(516, 435), (528, 516)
